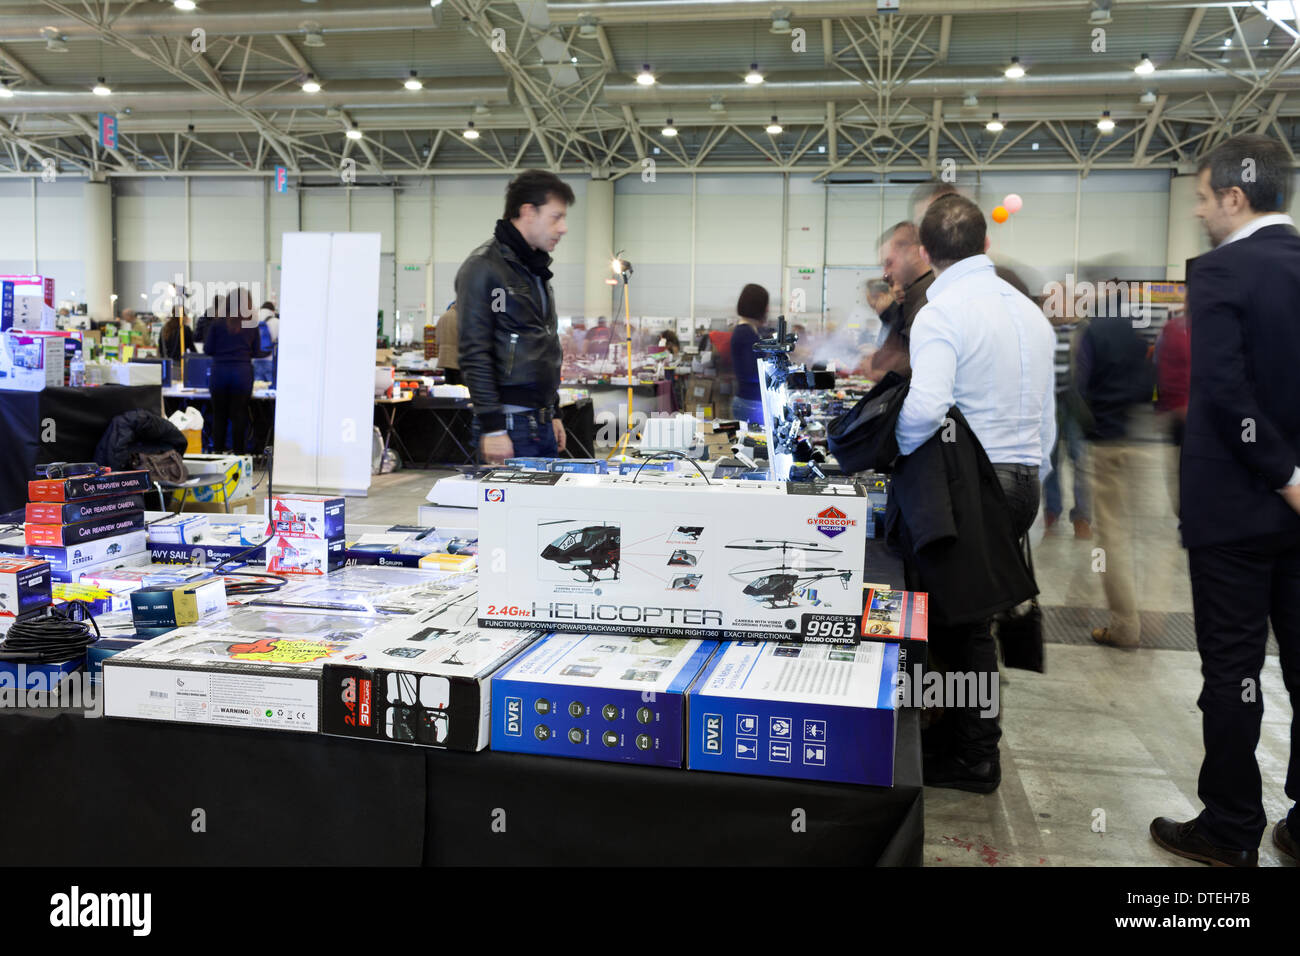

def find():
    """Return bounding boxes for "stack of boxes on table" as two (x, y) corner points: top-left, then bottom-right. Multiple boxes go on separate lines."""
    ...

(0, 275), (71, 391)
(93, 468), (927, 788)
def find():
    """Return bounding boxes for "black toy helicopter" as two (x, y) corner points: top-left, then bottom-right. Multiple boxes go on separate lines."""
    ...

(725, 538), (852, 609)
(540, 520), (621, 582)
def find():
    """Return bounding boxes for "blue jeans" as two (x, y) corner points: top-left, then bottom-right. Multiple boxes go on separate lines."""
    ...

(731, 396), (765, 426)
(475, 409), (558, 461)
(1044, 410), (1091, 521)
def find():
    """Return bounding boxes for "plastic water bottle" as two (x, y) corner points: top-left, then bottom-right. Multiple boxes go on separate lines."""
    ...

(69, 355), (85, 388)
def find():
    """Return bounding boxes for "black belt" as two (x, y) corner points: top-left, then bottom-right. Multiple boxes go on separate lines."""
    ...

(505, 407), (555, 424)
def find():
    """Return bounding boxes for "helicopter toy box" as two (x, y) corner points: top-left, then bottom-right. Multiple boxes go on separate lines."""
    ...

(686, 639), (898, 787)
(321, 588), (538, 752)
(476, 469), (870, 642)
(103, 604), (397, 733)
(490, 632), (718, 767)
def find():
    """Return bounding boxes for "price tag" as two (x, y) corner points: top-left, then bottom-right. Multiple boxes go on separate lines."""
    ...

(799, 613), (859, 644)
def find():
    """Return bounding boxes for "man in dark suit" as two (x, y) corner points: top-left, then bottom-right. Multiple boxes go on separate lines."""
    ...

(1151, 134), (1300, 867)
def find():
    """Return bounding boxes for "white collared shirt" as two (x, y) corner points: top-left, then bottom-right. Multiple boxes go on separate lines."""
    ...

(1220, 212), (1295, 247)
(896, 254), (1058, 480)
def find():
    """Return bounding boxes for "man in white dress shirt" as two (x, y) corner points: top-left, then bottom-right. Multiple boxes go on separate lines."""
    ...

(896, 193), (1057, 792)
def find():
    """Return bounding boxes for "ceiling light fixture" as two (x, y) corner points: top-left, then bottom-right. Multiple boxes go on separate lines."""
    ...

(92, 77), (111, 96)
(986, 112), (1004, 132)
(303, 22), (325, 48)
(636, 64), (655, 86)
(709, 95), (725, 112)
(1089, 0), (1112, 25)
(1139, 90), (1157, 105)
(963, 93), (978, 107)
(577, 14), (599, 39)
(0, 83), (12, 99)
(766, 115), (782, 134)
(745, 63), (764, 84)
(1135, 53), (1155, 75)
(404, 70), (422, 90)
(346, 127), (363, 140)
(661, 118), (678, 137)
(173, 0), (197, 10)
(463, 121), (480, 139)
(301, 73), (321, 92)
(1005, 56), (1025, 79)
(1097, 110), (1115, 133)
(770, 9), (793, 35)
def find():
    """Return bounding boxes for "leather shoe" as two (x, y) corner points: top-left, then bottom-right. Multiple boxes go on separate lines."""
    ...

(1092, 626), (1140, 649)
(1073, 518), (1092, 539)
(1274, 819), (1299, 863)
(1149, 817), (1257, 867)
(924, 752), (1001, 794)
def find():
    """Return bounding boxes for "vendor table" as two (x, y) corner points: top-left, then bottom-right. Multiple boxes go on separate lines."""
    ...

(0, 706), (920, 866)
(569, 382), (673, 446)
(0, 384), (162, 513)
(162, 387), (276, 457)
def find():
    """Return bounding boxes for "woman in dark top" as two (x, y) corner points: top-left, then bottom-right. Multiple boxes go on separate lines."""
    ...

(729, 283), (769, 425)
(203, 288), (269, 454)
(159, 309), (198, 360)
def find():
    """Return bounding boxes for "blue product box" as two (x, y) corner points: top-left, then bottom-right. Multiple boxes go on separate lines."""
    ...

(503, 457), (553, 472)
(491, 633), (718, 767)
(686, 640), (898, 787)
(616, 461), (673, 475)
(87, 637), (148, 682)
(148, 543), (262, 565)
(267, 494), (345, 541)
(0, 281), (12, 331)
(0, 658), (83, 691)
(26, 530), (148, 574)
(549, 459), (608, 474)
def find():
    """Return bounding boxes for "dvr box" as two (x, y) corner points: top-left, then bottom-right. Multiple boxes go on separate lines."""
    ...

(26, 494), (146, 525)
(266, 494), (345, 541)
(24, 510), (145, 547)
(476, 470), (870, 641)
(1, 329), (64, 391)
(686, 640), (898, 787)
(490, 633), (719, 767)
(26, 530), (148, 574)
(130, 577), (228, 628)
(0, 557), (52, 619)
(27, 470), (151, 502)
(860, 588), (929, 668)
(321, 589), (536, 751)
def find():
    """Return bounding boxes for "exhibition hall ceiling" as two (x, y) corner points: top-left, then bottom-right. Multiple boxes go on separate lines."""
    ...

(1, 0), (1298, 177)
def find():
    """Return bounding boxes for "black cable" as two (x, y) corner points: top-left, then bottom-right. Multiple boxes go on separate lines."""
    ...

(630, 450), (711, 484)
(219, 570), (289, 596)
(0, 601), (100, 664)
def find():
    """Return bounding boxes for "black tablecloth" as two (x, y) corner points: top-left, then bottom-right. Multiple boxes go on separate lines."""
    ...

(162, 393), (275, 456)
(0, 706), (920, 866)
(0, 385), (162, 512)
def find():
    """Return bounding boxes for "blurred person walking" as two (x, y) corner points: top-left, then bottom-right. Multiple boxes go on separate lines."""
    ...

(1151, 134), (1300, 868)
(1042, 301), (1093, 538)
(869, 222), (934, 378)
(436, 301), (461, 386)
(203, 288), (270, 454)
(730, 283), (770, 425)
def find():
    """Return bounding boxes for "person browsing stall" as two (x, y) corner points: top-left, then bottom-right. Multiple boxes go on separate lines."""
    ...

(730, 283), (770, 425)
(456, 169), (574, 464)
(203, 288), (270, 454)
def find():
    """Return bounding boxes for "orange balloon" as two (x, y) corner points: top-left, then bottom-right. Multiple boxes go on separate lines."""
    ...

(991, 205), (1009, 224)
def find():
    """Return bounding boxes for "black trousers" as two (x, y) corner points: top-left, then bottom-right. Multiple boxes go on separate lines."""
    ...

(1189, 530), (1300, 849)
(927, 464), (1041, 762)
(209, 363), (254, 454)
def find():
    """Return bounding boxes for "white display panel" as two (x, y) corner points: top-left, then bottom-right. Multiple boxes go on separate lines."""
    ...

(275, 232), (380, 495)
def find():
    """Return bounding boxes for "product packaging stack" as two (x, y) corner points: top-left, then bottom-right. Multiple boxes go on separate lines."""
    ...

(264, 494), (346, 575)
(21, 469), (151, 580)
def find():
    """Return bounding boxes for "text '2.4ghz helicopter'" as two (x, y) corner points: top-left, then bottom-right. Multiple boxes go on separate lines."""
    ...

(725, 538), (852, 609)
(539, 520), (621, 582)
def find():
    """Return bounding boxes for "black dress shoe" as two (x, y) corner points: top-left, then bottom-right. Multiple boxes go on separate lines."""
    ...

(1149, 817), (1258, 867)
(924, 752), (1000, 794)
(1274, 820), (1299, 863)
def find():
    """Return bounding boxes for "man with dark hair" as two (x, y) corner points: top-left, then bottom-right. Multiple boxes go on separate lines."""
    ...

(897, 193), (1057, 792)
(456, 169), (576, 463)
(869, 221), (934, 378)
(910, 180), (960, 224)
(1151, 133), (1300, 868)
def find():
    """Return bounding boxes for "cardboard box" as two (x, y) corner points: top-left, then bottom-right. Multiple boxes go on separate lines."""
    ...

(0, 274), (53, 308)
(109, 362), (163, 386)
(176, 454), (254, 504)
(26, 529), (149, 574)
(27, 470), (151, 502)
(23, 510), (145, 547)
(26, 494), (146, 525)
(1, 329), (64, 391)
(6, 295), (57, 331)
(0, 557), (52, 619)
(265, 494), (345, 575)
(321, 590), (537, 751)
(477, 470), (870, 641)
(130, 577), (228, 628)
(173, 495), (263, 515)
(686, 640), (898, 786)
(45, 548), (152, 584)
(490, 633), (718, 767)
(859, 588), (929, 664)
(145, 513), (211, 546)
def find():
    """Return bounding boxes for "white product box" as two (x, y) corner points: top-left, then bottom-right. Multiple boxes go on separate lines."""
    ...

(476, 470), (870, 641)
(0, 330), (64, 391)
(264, 494), (346, 575)
(421, 474), (479, 530)
(320, 587), (538, 751)
(9, 295), (57, 331)
(25, 530), (148, 574)
(686, 640), (899, 786)
(146, 512), (211, 545)
(109, 361), (163, 386)
(182, 454), (254, 502)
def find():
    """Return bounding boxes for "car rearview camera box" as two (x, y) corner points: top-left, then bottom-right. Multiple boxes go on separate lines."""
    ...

(25, 529), (148, 575)
(476, 470), (870, 641)
(490, 633), (719, 767)
(686, 640), (899, 787)
(264, 494), (346, 575)
(0, 557), (52, 619)
(321, 590), (537, 751)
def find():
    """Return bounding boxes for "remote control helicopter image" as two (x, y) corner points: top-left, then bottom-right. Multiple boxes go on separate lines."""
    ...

(539, 520), (621, 582)
(725, 538), (852, 609)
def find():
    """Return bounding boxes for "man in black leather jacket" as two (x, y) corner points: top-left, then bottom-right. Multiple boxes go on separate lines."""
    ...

(455, 169), (575, 463)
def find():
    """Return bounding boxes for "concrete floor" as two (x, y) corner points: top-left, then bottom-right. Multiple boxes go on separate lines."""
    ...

(344, 433), (1296, 867)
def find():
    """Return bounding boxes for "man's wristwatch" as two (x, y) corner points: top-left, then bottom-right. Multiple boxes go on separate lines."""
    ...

(484, 430), (508, 437)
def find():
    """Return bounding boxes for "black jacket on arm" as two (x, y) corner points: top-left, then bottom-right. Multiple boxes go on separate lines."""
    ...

(454, 222), (562, 433)
(1181, 224), (1300, 549)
